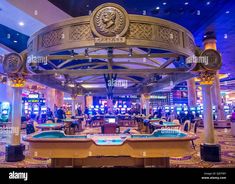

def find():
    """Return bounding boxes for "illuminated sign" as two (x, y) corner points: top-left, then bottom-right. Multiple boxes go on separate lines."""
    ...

(28, 94), (39, 99)
(150, 95), (167, 99)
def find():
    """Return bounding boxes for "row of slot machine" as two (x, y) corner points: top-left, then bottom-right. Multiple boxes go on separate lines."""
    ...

(22, 93), (47, 117)
(153, 105), (202, 117)
(157, 104), (232, 119)
(88, 104), (132, 115)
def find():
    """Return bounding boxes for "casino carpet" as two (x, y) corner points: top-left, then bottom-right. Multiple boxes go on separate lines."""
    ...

(0, 126), (235, 168)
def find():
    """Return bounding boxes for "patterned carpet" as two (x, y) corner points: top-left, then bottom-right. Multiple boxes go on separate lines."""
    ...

(0, 125), (235, 168)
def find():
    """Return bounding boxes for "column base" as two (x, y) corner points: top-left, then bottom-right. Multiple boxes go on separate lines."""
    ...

(200, 143), (221, 162)
(5, 144), (25, 162)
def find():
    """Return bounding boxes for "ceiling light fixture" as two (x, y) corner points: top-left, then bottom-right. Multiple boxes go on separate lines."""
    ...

(128, 48), (133, 57)
(147, 49), (151, 56)
(224, 34), (228, 39)
(70, 50), (76, 57)
(163, 2), (167, 5)
(143, 57), (147, 63)
(156, 6), (160, 10)
(18, 21), (25, 26)
(225, 10), (230, 14)
(84, 48), (89, 57)
(206, 1), (210, 5)
(13, 40), (18, 43)
(184, 2), (189, 5)
(67, 82), (76, 88)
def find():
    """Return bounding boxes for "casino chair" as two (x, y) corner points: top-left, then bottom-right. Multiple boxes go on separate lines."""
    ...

(182, 120), (197, 149)
(191, 121), (199, 134)
(172, 119), (180, 125)
(182, 120), (191, 132)
(26, 123), (35, 135)
(122, 128), (131, 134)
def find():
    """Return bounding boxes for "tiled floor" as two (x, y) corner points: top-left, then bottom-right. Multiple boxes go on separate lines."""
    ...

(0, 126), (235, 168)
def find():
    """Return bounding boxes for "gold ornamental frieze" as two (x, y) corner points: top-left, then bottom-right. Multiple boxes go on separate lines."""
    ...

(27, 3), (195, 56)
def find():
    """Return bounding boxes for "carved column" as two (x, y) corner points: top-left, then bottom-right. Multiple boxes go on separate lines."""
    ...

(85, 96), (93, 108)
(199, 71), (221, 162)
(141, 94), (150, 116)
(6, 75), (25, 161)
(199, 72), (215, 143)
(2, 52), (26, 162)
(71, 94), (77, 116)
(187, 78), (197, 107)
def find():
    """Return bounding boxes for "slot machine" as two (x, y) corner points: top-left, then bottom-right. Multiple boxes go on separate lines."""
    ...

(0, 102), (10, 122)
(170, 106), (174, 113)
(165, 105), (170, 113)
(183, 105), (188, 115)
(94, 105), (99, 113)
(41, 106), (47, 114)
(121, 107), (126, 114)
(100, 105), (104, 114)
(176, 107), (182, 115)
(190, 107), (196, 115)
(88, 105), (94, 115)
(33, 104), (39, 115)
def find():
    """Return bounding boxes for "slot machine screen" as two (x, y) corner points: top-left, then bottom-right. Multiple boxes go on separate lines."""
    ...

(2, 110), (7, 115)
(108, 118), (116, 123)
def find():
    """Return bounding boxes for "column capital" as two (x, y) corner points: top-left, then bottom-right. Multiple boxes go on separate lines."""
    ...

(71, 93), (78, 100)
(142, 93), (150, 100)
(199, 71), (215, 85)
(8, 74), (26, 88)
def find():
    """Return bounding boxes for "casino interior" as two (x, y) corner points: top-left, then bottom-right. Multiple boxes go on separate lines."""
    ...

(0, 0), (235, 168)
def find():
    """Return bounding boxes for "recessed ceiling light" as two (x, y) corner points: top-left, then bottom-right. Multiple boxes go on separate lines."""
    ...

(163, 2), (167, 5)
(13, 40), (18, 43)
(224, 34), (228, 39)
(206, 1), (210, 5)
(226, 10), (230, 14)
(184, 2), (189, 5)
(34, 10), (38, 15)
(156, 6), (160, 10)
(18, 21), (25, 26)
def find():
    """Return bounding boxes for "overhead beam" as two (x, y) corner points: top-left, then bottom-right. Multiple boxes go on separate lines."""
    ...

(47, 53), (179, 60)
(33, 68), (188, 77)
(159, 58), (175, 69)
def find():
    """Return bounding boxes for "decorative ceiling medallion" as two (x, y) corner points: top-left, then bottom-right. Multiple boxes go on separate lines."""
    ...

(3, 53), (23, 74)
(200, 49), (222, 71)
(90, 3), (129, 38)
